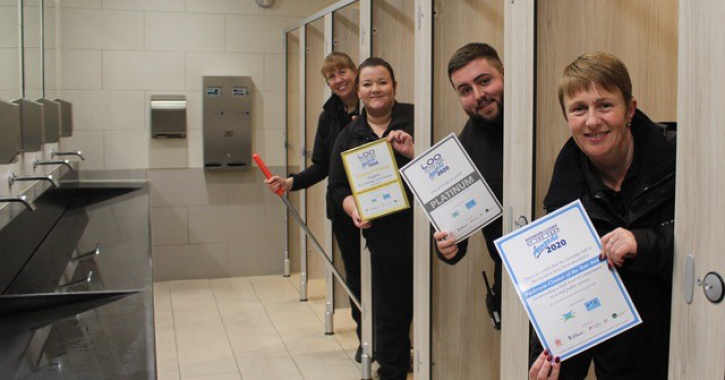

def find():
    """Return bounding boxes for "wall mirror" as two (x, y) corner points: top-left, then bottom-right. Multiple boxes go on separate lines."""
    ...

(0, 1), (23, 161)
(23, 0), (42, 101)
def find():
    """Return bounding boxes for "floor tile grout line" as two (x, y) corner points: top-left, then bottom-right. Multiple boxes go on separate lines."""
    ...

(165, 281), (184, 379)
(170, 278), (235, 379)
(248, 276), (307, 379)
(288, 275), (361, 367)
(286, 275), (365, 372)
(210, 277), (248, 380)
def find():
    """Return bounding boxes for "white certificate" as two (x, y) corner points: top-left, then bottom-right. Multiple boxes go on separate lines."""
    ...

(494, 200), (641, 361)
(399, 133), (502, 243)
(341, 138), (410, 221)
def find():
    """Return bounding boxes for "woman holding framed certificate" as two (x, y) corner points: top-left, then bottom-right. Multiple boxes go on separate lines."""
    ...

(328, 57), (415, 380)
(529, 53), (676, 379)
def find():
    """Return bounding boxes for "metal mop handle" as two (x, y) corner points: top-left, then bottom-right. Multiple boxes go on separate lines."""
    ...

(252, 153), (361, 310)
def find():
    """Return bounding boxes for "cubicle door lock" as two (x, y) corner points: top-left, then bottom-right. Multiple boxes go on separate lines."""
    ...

(703, 272), (724, 303)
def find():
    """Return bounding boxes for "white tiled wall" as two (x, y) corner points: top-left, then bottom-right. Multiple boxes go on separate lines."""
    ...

(58, 0), (336, 170)
(51, 0), (338, 280)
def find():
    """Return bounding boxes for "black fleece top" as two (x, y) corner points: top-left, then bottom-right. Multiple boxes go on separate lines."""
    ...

(327, 102), (415, 257)
(289, 94), (358, 219)
(533, 109), (676, 379)
(436, 117), (504, 266)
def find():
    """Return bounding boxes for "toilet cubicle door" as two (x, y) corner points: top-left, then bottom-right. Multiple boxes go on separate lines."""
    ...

(330, 1), (361, 308)
(670, 2), (725, 378)
(533, 0), (677, 377)
(371, 0), (414, 104)
(535, 0), (678, 219)
(430, 0), (503, 378)
(305, 17), (328, 280)
(502, 0), (679, 377)
(286, 28), (303, 273)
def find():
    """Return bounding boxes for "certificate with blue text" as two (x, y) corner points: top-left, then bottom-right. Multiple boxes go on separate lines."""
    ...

(399, 133), (502, 243)
(494, 200), (641, 361)
(341, 138), (410, 221)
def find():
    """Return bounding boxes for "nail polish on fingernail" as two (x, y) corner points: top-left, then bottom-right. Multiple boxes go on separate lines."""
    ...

(547, 354), (553, 362)
(555, 356), (560, 363)
(543, 348), (549, 355)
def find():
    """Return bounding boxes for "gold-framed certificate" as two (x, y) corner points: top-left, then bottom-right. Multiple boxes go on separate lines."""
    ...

(341, 138), (410, 221)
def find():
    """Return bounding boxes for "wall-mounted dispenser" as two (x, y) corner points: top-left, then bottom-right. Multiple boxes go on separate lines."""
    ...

(151, 95), (187, 138)
(0, 99), (22, 164)
(36, 99), (60, 144)
(13, 99), (44, 152)
(202, 76), (252, 168)
(54, 99), (73, 137)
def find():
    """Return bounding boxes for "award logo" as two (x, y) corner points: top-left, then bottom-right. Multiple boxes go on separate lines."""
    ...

(561, 311), (576, 321)
(525, 224), (564, 259)
(420, 153), (449, 179)
(358, 149), (379, 169)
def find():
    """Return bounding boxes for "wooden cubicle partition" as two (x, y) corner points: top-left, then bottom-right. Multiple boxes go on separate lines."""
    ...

(330, 1), (361, 308)
(305, 17), (329, 280)
(286, 29), (302, 273)
(528, 0), (677, 377)
(372, 0), (415, 104)
(333, 2), (361, 65)
(430, 1), (503, 379)
(671, 2), (725, 378)
(535, 0), (678, 219)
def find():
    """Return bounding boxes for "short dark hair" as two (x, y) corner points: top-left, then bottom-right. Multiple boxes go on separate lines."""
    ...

(356, 57), (396, 87)
(447, 43), (503, 84)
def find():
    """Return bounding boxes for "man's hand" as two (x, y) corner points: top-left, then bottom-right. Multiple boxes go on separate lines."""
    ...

(434, 231), (459, 259)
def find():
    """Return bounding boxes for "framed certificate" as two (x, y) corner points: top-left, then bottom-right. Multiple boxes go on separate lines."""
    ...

(494, 200), (641, 361)
(341, 138), (410, 221)
(399, 133), (502, 243)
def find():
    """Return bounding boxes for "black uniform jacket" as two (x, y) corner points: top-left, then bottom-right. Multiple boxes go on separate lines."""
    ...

(534, 109), (675, 379)
(290, 94), (358, 220)
(328, 102), (415, 260)
(435, 117), (504, 266)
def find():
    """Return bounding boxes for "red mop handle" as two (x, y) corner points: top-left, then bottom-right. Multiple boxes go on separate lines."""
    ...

(252, 153), (283, 196)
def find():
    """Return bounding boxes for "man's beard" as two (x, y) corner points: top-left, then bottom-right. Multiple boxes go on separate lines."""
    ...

(468, 99), (504, 126)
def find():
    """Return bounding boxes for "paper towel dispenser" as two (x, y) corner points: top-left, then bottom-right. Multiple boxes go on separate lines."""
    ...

(36, 99), (60, 144)
(54, 99), (73, 137)
(13, 98), (44, 152)
(203, 76), (252, 168)
(151, 95), (187, 138)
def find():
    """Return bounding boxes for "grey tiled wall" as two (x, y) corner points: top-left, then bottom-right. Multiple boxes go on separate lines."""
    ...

(148, 167), (286, 281)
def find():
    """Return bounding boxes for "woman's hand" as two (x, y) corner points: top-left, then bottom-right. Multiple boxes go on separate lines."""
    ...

(343, 195), (371, 229)
(264, 176), (293, 194)
(434, 231), (459, 259)
(600, 227), (637, 268)
(529, 349), (560, 380)
(387, 130), (414, 159)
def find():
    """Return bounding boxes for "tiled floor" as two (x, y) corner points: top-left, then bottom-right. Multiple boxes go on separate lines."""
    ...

(154, 274), (376, 379)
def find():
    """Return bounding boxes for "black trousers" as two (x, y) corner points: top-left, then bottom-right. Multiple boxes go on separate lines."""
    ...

(332, 218), (362, 340)
(368, 242), (413, 380)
